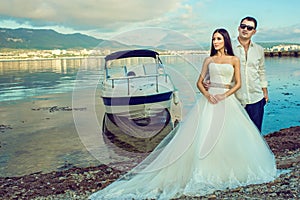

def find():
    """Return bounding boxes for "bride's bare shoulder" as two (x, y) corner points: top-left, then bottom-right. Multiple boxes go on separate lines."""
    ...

(203, 56), (214, 64)
(231, 55), (240, 62)
(230, 56), (240, 68)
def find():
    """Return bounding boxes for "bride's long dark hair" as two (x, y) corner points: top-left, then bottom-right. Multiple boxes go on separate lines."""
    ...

(210, 28), (234, 56)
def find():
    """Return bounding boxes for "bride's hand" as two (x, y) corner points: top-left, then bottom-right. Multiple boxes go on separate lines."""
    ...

(205, 93), (218, 104)
(214, 94), (226, 102)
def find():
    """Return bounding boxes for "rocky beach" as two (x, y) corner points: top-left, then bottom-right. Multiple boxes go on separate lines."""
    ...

(1, 126), (299, 200)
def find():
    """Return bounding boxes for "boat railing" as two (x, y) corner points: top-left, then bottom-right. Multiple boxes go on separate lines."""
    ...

(106, 73), (171, 95)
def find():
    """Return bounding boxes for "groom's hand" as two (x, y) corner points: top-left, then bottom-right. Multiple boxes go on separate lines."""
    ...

(203, 80), (211, 91)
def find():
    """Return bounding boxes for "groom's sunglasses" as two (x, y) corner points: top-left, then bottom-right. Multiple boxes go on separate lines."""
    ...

(240, 24), (255, 31)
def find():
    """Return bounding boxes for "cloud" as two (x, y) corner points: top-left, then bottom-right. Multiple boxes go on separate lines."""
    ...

(1, 0), (298, 44)
(0, 0), (181, 30)
(293, 28), (300, 34)
(0, 0), (230, 43)
(257, 24), (300, 43)
(107, 27), (203, 50)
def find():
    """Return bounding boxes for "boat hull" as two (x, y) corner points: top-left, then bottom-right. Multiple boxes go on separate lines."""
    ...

(102, 108), (172, 153)
(101, 91), (173, 117)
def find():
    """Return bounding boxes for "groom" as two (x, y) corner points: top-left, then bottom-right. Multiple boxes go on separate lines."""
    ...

(232, 16), (268, 132)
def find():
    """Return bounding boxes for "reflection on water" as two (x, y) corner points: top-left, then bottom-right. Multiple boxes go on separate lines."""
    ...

(0, 58), (105, 103)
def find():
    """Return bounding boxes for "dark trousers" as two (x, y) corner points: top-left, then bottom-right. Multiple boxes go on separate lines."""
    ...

(245, 98), (266, 132)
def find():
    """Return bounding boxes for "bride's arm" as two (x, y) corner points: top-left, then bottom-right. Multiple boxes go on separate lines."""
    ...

(197, 57), (218, 104)
(214, 56), (241, 101)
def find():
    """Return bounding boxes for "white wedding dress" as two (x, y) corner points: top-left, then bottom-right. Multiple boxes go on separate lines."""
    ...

(89, 63), (277, 200)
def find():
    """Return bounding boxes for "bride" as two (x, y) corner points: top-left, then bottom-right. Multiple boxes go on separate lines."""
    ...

(89, 28), (277, 199)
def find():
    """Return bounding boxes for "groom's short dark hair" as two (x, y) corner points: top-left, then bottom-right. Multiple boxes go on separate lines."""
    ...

(240, 16), (258, 29)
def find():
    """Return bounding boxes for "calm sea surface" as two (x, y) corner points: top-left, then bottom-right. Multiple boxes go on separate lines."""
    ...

(0, 55), (299, 134)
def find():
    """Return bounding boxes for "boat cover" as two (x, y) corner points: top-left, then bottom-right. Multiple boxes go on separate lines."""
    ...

(105, 49), (159, 61)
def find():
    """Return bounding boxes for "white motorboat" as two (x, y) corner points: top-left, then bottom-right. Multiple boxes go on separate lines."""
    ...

(100, 49), (181, 152)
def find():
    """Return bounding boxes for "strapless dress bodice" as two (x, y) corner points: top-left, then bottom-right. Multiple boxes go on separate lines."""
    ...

(209, 63), (234, 85)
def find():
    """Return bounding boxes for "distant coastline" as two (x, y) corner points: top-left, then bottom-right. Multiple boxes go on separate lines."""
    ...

(264, 50), (299, 57)
(0, 49), (299, 61)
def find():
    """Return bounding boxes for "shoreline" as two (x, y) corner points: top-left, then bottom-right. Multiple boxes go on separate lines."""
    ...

(1, 126), (299, 199)
(0, 50), (299, 62)
(0, 55), (103, 62)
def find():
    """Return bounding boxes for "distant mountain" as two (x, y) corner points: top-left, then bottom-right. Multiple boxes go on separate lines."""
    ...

(200, 42), (300, 51)
(154, 31), (201, 50)
(2, 27), (297, 51)
(0, 28), (130, 50)
(257, 42), (300, 49)
(0, 27), (204, 51)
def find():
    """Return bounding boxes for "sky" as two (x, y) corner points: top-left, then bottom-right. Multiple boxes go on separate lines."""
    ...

(0, 0), (300, 47)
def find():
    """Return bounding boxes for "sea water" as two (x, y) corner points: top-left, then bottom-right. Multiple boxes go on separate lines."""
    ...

(0, 56), (299, 134)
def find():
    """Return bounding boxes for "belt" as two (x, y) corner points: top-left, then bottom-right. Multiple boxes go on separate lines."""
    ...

(210, 82), (231, 89)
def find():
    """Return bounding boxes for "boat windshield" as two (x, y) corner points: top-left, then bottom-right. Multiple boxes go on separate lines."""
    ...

(106, 59), (164, 79)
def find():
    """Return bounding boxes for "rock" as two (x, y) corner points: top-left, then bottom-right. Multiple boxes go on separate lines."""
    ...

(208, 194), (217, 199)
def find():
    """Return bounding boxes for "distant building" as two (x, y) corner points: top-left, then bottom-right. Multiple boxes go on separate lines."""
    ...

(52, 49), (61, 55)
(270, 44), (300, 52)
